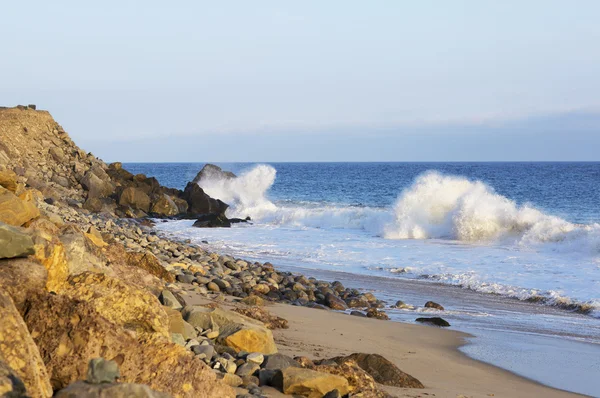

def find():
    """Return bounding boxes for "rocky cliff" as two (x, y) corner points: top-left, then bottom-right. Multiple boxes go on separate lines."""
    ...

(0, 106), (421, 398)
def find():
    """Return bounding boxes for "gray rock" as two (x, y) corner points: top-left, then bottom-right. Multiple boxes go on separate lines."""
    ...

(0, 222), (34, 259)
(192, 344), (215, 361)
(246, 353), (264, 365)
(262, 353), (300, 370)
(236, 362), (260, 377)
(159, 290), (183, 310)
(415, 317), (450, 327)
(86, 358), (120, 384)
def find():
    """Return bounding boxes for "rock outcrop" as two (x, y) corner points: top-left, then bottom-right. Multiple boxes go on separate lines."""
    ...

(192, 164), (236, 184)
(24, 293), (234, 397)
(0, 291), (53, 398)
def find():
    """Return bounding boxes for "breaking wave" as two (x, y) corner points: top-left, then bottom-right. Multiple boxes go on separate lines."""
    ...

(196, 165), (600, 253)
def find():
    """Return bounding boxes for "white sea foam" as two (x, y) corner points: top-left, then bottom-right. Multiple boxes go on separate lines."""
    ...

(384, 171), (600, 252)
(196, 165), (600, 254)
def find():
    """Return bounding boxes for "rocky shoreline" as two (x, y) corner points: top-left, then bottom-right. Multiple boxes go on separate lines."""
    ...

(0, 106), (442, 397)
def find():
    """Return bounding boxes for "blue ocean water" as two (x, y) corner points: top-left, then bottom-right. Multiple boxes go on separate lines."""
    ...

(126, 162), (600, 395)
(126, 162), (600, 314)
(125, 162), (600, 224)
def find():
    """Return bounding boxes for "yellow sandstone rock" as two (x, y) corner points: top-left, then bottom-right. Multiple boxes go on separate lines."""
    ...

(0, 291), (52, 398)
(0, 186), (40, 226)
(62, 272), (170, 338)
(25, 293), (234, 397)
(277, 367), (350, 398)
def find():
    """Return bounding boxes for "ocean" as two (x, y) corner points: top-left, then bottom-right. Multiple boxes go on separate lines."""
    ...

(125, 162), (600, 396)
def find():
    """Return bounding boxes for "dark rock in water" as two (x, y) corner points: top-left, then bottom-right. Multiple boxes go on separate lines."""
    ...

(229, 216), (251, 224)
(192, 164), (237, 184)
(424, 301), (444, 311)
(181, 183), (228, 216)
(365, 308), (389, 320)
(415, 317), (450, 327)
(192, 213), (231, 228)
(332, 353), (424, 388)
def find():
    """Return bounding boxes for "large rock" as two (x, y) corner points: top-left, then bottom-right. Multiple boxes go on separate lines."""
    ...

(183, 307), (277, 354)
(310, 358), (386, 397)
(24, 293), (234, 397)
(29, 219), (70, 291)
(119, 187), (151, 212)
(332, 353), (424, 388)
(0, 170), (18, 192)
(55, 381), (170, 398)
(125, 251), (175, 283)
(192, 213), (231, 228)
(80, 170), (115, 199)
(150, 194), (180, 216)
(0, 187), (39, 226)
(181, 183), (228, 216)
(0, 222), (34, 259)
(192, 164), (236, 184)
(272, 367), (350, 398)
(0, 258), (47, 313)
(61, 272), (170, 338)
(0, 291), (53, 398)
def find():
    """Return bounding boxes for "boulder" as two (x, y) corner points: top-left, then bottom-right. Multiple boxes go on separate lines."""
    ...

(48, 146), (66, 163)
(0, 170), (18, 192)
(125, 251), (175, 283)
(183, 307), (277, 354)
(324, 293), (348, 310)
(262, 354), (300, 370)
(24, 293), (234, 397)
(80, 170), (115, 199)
(151, 194), (180, 216)
(332, 353), (424, 388)
(415, 317), (450, 327)
(0, 222), (34, 259)
(0, 258), (47, 313)
(272, 367), (350, 398)
(0, 187), (39, 226)
(55, 381), (170, 398)
(159, 289), (183, 310)
(83, 197), (104, 212)
(0, 291), (53, 398)
(181, 183), (228, 216)
(311, 358), (386, 398)
(424, 301), (444, 311)
(119, 187), (151, 212)
(192, 213), (231, 228)
(192, 164), (236, 184)
(61, 272), (170, 338)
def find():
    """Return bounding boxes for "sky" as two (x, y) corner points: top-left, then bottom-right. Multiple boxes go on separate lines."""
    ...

(2, 1), (600, 161)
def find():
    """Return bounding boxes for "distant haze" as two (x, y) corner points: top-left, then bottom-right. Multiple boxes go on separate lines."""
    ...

(2, 1), (600, 161)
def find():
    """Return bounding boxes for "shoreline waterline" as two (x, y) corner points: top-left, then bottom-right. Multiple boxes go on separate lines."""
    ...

(155, 221), (600, 396)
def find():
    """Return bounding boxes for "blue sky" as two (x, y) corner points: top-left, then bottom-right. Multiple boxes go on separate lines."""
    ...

(2, 1), (599, 161)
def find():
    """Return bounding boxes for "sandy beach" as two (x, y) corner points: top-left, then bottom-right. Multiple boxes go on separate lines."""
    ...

(183, 286), (583, 398)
